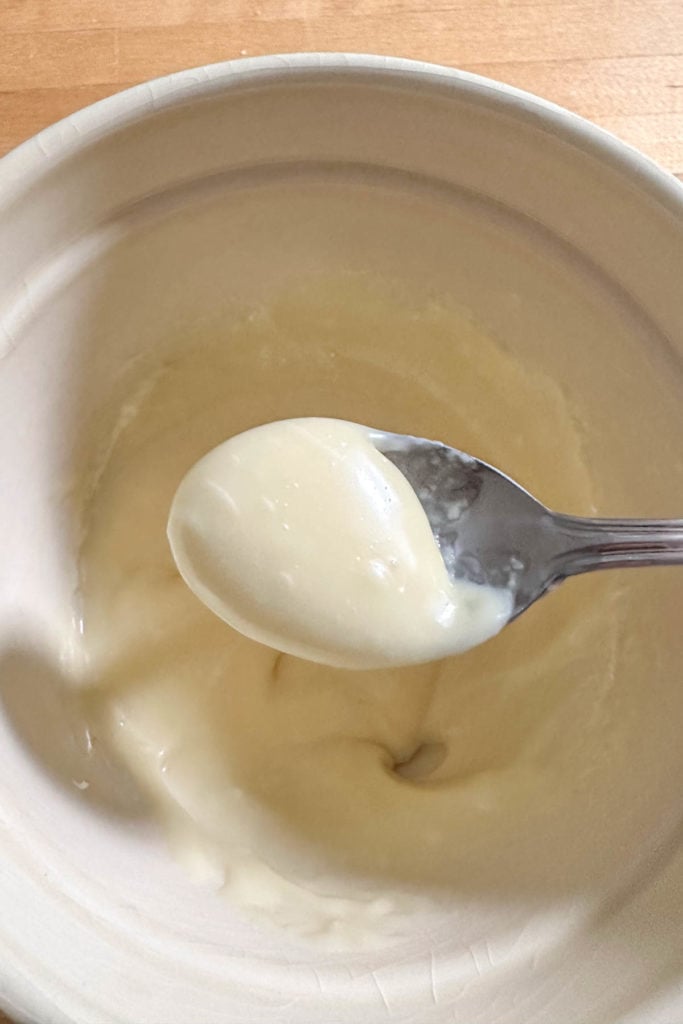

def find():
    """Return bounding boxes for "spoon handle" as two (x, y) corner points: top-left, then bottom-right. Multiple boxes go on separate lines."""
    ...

(551, 515), (683, 576)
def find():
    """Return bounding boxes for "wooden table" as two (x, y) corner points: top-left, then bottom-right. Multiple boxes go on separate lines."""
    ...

(1, 0), (682, 181)
(0, 2), (681, 1023)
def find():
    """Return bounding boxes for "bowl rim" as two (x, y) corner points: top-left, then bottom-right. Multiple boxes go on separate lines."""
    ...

(0, 52), (682, 216)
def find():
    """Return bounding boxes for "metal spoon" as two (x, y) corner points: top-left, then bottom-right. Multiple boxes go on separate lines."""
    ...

(372, 430), (683, 620)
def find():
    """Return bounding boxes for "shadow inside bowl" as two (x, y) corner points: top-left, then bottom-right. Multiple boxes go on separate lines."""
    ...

(0, 641), (148, 820)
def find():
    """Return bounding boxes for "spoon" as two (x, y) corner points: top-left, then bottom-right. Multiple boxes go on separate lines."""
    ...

(372, 429), (683, 620)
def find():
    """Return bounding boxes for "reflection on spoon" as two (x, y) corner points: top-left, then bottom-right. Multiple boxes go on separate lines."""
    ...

(374, 426), (683, 619)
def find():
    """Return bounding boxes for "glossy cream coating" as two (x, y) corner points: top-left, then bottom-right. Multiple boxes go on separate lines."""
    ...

(167, 418), (512, 669)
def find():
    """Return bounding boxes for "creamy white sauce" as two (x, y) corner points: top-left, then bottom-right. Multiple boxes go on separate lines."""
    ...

(75, 281), (660, 955)
(167, 418), (512, 670)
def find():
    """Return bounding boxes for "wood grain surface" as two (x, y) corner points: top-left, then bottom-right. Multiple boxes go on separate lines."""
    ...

(1, 0), (682, 180)
(0, 2), (681, 1023)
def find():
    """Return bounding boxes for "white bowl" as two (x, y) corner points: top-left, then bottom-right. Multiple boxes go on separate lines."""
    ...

(1, 54), (682, 1024)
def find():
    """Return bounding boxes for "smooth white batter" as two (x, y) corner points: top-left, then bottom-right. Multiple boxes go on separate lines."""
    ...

(168, 418), (512, 669)
(76, 280), (649, 950)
